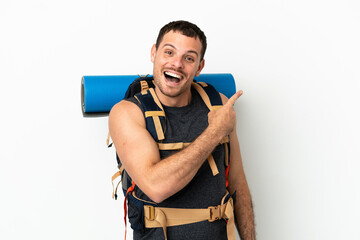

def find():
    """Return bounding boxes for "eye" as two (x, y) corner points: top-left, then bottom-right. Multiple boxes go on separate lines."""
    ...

(185, 56), (195, 62)
(165, 50), (173, 56)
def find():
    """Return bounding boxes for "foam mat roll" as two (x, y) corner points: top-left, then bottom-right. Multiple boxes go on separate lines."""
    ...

(81, 74), (236, 115)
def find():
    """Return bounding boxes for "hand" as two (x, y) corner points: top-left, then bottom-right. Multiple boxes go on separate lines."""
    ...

(207, 90), (243, 138)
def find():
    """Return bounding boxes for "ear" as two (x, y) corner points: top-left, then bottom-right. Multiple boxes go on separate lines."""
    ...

(195, 59), (205, 77)
(151, 44), (156, 63)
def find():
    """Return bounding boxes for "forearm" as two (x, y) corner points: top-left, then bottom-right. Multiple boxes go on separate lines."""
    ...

(227, 126), (255, 239)
(234, 185), (256, 240)
(146, 126), (223, 202)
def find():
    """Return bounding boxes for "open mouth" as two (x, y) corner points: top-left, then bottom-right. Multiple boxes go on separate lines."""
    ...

(164, 71), (182, 83)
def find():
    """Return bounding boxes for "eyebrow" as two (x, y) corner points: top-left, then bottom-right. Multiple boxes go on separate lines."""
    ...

(163, 43), (199, 56)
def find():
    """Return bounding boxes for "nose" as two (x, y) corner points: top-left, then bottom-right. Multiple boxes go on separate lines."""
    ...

(170, 55), (184, 69)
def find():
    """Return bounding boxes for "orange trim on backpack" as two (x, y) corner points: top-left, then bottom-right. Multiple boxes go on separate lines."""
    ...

(225, 155), (230, 188)
(124, 181), (136, 240)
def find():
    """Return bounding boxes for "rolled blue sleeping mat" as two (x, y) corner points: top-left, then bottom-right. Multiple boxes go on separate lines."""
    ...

(81, 73), (236, 116)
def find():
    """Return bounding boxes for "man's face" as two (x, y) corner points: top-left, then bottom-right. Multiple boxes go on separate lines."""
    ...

(151, 30), (205, 104)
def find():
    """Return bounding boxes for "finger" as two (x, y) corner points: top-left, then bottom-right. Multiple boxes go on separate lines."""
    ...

(226, 90), (243, 106)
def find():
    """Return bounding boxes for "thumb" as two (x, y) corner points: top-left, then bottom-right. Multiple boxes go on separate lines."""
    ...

(226, 90), (243, 106)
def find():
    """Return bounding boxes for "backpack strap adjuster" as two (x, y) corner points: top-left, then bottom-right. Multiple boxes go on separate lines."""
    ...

(140, 80), (149, 92)
(145, 205), (155, 221)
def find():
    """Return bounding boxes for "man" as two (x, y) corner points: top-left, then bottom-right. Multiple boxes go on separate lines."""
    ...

(109, 20), (255, 240)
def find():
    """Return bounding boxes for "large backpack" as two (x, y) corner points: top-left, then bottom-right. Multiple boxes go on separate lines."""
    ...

(110, 76), (235, 240)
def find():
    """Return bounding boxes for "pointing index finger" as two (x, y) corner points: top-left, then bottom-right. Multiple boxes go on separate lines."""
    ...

(226, 90), (243, 106)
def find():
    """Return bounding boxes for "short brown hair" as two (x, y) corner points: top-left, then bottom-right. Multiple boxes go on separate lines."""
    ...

(155, 20), (207, 61)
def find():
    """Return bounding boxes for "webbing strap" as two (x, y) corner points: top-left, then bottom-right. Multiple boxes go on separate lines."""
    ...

(157, 142), (191, 150)
(197, 82), (208, 87)
(153, 116), (165, 140)
(224, 142), (229, 167)
(106, 132), (113, 147)
(224, 197), (235, 240)
(111, 166), (124, 200)
(134, 95), (140, 104)
(158, 137), (227, 151)
(208, 154), (219, 176)
(220, 135), (230, 144)
(143, 193), (235, 240)
(212, 105), (223, 110)
(145, 111), (166, 117)
(148, 88), (164, 111)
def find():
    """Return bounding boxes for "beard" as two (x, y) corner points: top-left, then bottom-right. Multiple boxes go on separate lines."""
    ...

(153, 69), (192, 98)
(154, 78), (188, 98)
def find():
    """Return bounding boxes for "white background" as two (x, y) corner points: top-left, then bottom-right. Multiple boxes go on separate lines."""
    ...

(1, 0), (359, 239)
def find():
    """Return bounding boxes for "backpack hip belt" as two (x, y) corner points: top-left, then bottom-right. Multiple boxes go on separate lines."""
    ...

(143, 192), (235, 240)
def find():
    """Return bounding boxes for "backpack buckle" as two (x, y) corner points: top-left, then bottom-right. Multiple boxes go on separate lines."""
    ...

(208, 205), (221, 222)
(145, 205), (155, 221)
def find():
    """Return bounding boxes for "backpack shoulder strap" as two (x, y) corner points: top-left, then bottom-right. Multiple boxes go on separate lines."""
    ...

(107, 76), (155, 148)
(192, 81), (232, 183)
(134, 87), (165, 141)
(191, 82), (223, 111)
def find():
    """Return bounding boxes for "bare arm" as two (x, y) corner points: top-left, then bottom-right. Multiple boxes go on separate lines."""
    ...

(226, 110), (256, 239)
(109, 91), (242, 203)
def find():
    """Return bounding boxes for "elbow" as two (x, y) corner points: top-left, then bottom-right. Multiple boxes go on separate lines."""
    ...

(130, 165), (181, 203)
(139, 180), (173, 204)
(148, 193), (166, 204)
(141, 186), (168, 204)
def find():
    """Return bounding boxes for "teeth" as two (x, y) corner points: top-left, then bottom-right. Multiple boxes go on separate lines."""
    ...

(165, 71), (181, 79)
